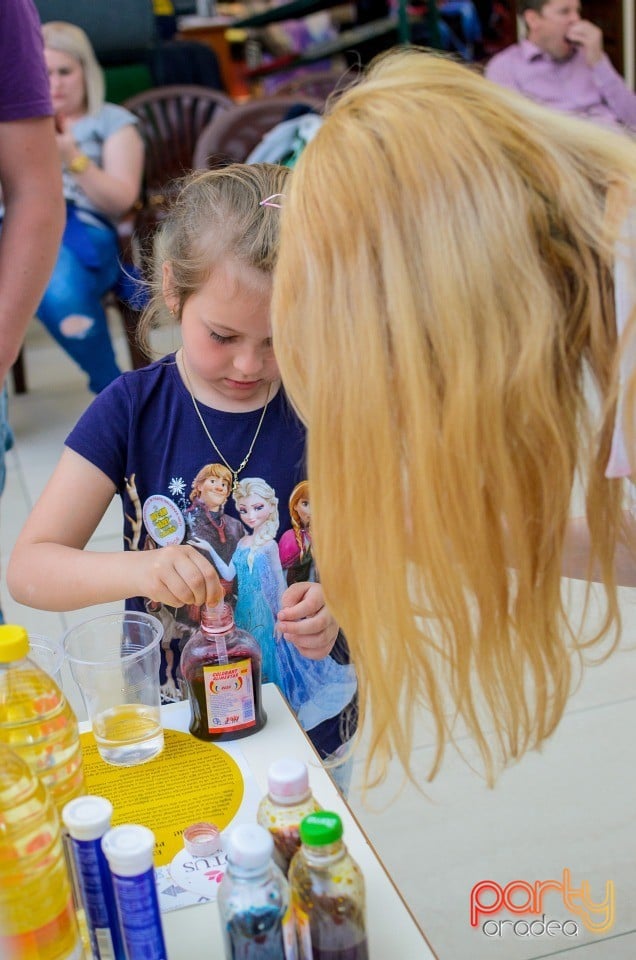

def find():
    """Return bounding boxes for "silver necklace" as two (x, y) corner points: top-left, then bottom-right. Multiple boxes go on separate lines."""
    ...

(181, 354), (272, 493)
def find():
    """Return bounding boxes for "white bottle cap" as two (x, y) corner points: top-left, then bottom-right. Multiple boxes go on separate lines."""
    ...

(101, 824), (156, 877)
(62, 796), (113, 841)
(267, 758), (310, 805)
(227, 823), (273, 870)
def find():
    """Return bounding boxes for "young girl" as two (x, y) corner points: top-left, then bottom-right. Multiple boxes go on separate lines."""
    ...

(8, 163), (356, 771)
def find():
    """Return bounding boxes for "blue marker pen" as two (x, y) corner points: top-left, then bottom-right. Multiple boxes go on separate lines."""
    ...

(62, 796), (126, 960)
(101, 824), (167, 960)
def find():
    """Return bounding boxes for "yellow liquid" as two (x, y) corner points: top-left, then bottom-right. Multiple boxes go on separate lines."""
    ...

(92, 704), (163, 766)
(0, 747), (83, 960)
(0, 665), (84, 815)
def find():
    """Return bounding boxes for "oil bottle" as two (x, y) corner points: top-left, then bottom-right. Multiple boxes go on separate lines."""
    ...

(0, 743), (84, 960)
(0, 624), (84, 815)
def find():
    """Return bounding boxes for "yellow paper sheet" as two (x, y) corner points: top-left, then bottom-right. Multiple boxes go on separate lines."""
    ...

(80, 729), (244, 865)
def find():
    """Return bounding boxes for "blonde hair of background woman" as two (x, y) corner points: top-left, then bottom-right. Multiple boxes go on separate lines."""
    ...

(272, 48), (636, 789)
(42, 21), (105, 115)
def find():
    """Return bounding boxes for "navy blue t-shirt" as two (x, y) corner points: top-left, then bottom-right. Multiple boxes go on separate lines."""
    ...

(66, 355), (357, 756)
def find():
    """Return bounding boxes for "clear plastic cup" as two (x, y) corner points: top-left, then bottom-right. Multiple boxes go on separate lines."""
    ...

(63, 612), (164, 767)
(26, 632), (64, 682)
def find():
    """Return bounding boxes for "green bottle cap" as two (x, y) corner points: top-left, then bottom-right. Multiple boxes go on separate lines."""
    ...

(0, 625), (29, 661)
(299, 811), (343, 846)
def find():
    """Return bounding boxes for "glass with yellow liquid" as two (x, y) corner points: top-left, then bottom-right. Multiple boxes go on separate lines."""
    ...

(63, 613), (164, 767)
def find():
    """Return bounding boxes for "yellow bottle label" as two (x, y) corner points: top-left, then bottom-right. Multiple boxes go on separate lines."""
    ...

(203, 659), (256, 733)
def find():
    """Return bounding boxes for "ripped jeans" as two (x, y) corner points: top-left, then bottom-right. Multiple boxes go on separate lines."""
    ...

(36, 220), (122, 394)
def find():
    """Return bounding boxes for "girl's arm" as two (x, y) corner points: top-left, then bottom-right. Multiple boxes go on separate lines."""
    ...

(7, 448), (223, 611)
(61, 120), (144, 219)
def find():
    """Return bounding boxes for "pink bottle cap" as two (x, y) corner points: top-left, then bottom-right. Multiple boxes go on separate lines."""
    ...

(267, 758), (310, 805)
(183, 822), (221, 857)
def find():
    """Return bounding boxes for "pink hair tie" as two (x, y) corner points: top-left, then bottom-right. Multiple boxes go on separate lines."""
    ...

(259, 194), (284, 208)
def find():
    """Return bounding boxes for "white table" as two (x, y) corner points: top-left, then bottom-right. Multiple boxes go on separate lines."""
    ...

(85, 684), (437, 959)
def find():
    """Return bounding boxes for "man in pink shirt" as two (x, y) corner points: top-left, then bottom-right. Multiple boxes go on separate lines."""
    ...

(485, 1), (636, 132)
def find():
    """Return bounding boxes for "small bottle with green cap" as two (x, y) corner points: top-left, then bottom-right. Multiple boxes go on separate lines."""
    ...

(0, 623), (85, 815)
(289, 811), (369, 960)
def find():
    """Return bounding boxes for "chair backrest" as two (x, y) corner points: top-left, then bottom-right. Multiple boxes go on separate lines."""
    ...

(35, 0), (156, 66)
(123, 85), (234, 194)
(192, 96), (324, 169)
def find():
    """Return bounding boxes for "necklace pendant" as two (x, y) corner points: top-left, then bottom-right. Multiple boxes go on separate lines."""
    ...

(231, 473), (240, 494)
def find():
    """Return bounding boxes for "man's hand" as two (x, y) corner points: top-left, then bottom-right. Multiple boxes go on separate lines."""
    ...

(566, 20), (603, 67)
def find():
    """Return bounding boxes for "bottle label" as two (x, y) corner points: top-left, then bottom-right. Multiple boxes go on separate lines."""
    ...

(111, 868), (167, 960)
(294, 904), (313, 960)
(202, 658), (256, 733)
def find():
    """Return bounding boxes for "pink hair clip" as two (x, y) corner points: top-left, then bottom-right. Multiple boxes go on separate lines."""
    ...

(259, 194), (285, 208)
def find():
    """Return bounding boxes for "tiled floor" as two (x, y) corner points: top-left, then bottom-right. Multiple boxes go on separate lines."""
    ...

(2, 314), (635, 959)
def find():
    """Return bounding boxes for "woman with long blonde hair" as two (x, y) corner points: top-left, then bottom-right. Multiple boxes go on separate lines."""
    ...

(272, 48), (636, 788)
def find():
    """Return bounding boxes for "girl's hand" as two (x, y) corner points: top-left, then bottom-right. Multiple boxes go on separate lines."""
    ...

(277, 581), (339, 659)
(137, 544), (222, 607)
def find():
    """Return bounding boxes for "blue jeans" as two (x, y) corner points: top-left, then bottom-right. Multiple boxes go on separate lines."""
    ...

(0, 383), (13, 498)
(37, 219), (122, 394)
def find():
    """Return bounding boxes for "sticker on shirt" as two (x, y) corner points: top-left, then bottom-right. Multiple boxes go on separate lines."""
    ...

(143, 494), (186, 546)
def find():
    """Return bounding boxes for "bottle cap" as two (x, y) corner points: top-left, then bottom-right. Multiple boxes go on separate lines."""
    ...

(267, 758), (310, 805)
(183, 822), (221, 857)
(299, 811), (343, 846)
(63, 796), (113, 841)
(101, 824), (156, 877)
(200, 601), (234, 634)
(227, 823), (273, 870)
(0, 625), (29, 661)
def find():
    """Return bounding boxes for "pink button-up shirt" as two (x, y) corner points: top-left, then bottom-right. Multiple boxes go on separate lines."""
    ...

(485, 39), (636, 132)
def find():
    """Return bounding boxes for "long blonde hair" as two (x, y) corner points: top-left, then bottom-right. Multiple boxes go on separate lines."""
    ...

(272, 49), (636, 788)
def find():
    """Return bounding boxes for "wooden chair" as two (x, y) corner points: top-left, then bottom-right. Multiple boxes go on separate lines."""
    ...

(192, 95), (324, 169)
(123, 84), (234, 268)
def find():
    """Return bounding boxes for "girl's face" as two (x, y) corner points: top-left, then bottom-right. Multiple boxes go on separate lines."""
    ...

(199, 475), (230, 510)
(169, 258), (280, 413)
(237, 494), (272, 533)
(45, 48), (86, 119)
(296, 498), (311, 528)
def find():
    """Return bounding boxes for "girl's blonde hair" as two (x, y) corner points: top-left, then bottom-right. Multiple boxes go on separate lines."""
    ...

(138, 163), (290, 354)
(234, 478), (280, 550)
(272, 48), (636, 788)
(42, 21), (105, 115)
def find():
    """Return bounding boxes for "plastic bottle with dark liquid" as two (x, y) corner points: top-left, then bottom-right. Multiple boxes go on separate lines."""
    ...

(289, 812), (368, 960)
(257, 758), (321, 876)
(217, 823), (296, 960)
(180, 601), (266, 741)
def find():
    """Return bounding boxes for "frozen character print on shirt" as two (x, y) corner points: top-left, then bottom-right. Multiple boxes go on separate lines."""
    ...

(278, 480), (315, 586)
(185, 462), (243, 605)
(232, 477), (286, 687)
(242, 478), (356, 733)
